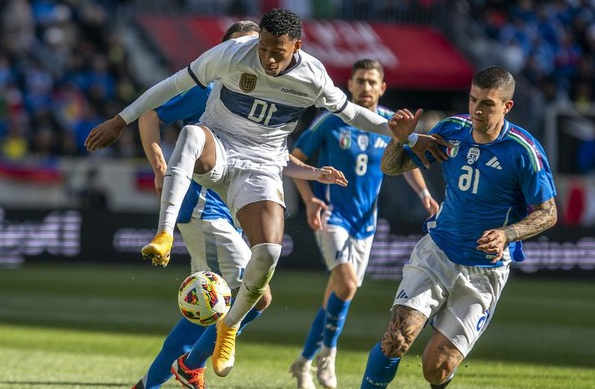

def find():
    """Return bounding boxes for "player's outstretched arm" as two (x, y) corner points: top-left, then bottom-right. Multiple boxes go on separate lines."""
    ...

(388, 109), (449, 168)
(285, 154), (348, 187)
(477, 198), (557, 262)
(287, 150), (346, 231)
(84, 114), (127, 151)
(402, 168), (439, 215)
(138, 110), (167, 196)
(381, 138), (419, 176)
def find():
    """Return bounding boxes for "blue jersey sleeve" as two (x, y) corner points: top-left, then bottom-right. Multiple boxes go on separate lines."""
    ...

(155, 84), (213, 125)
(513, 132), (557, 205)
(294, 112), (332, 157)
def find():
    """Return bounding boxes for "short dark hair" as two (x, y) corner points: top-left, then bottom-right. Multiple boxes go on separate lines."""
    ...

(472, 66), (516, 101)
(222, 20), (260, 42)
(352, 59), (384, 79)
(259, 8), (302, 39)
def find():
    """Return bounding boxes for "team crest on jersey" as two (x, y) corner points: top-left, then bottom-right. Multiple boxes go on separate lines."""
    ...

(239, 73), (257, 93)
(447, 140), (460, 158)
(467, 147), (481, 164)
(339, 130), (351, 149)
(357, 134), (369, 151)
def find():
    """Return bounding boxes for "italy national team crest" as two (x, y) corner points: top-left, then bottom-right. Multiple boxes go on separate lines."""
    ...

(339, 130), (351, 149)
(357, 134), (369, 151)
(239, 73), (257, 93)
(447, 140), (460, 158)
(467, 147), (481, 164)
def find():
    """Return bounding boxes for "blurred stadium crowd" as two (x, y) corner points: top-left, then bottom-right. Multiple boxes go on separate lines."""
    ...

(1, 0), (595, 162)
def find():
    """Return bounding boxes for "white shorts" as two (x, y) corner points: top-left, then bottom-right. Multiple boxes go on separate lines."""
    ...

(315, 220), (374, 287)
(192, 127), (286, 222)
(177, 217), (251, 290)
(393, 234), (511, 356)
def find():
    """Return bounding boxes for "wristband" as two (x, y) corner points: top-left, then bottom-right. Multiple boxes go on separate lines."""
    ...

(418, 189), (431, 200)
(406, 132), (419, 147)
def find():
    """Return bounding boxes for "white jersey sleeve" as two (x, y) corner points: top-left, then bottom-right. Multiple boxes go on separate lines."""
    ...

(119, 68), (196, 124)
(312, 62), (392, 137)
(187, 38), (240, 87)
(338, 102), (392, 137)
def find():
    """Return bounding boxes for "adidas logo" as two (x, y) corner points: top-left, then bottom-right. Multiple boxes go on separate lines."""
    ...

(396, 289), (408, 299)
(486, 156), (502, 170)
(374, 137), (387, 148)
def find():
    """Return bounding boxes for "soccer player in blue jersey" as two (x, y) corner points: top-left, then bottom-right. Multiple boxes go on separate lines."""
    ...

(360, 66), (558, 389)
(85, 9), (446, 384)
(289, 59), (439, 389)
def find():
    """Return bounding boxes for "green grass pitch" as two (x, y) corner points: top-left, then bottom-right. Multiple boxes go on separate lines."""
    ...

(0, 263), (594, 388)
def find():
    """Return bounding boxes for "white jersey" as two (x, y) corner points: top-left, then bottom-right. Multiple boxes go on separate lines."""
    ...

(194, 36), (346, 166)
(120, 35), (391, 168)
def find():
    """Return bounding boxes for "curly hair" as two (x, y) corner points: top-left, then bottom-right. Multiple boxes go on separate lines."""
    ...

(259, 8), (302, 39)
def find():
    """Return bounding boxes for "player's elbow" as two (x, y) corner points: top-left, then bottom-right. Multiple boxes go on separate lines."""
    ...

(381, 161), (404, 176)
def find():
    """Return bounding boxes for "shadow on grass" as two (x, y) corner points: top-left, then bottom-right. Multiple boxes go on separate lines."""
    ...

(0, 381), (122, 387)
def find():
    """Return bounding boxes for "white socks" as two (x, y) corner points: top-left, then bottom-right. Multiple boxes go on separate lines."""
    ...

(158, 125), (206, 235)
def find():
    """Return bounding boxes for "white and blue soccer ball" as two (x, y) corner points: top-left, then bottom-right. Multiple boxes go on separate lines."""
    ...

(177, 271), (232, 326)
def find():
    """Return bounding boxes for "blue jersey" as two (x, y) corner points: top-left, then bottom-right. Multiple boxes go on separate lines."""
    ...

(155, 84), (235, 227)
(406, 114), (556, 267)
(295, 107), (393, 239)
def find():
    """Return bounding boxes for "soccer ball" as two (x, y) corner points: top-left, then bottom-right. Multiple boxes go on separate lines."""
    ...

(177, 271), (232, 326)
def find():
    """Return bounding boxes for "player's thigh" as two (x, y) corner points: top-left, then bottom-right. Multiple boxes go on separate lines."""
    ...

(432, 259), (510, 357)
(233, 167), (286, 245)
(178, 217), (250, 290)
(192, 127), (229, 194)
(392, 235), (448, 319)
(316, 225), (372, 287)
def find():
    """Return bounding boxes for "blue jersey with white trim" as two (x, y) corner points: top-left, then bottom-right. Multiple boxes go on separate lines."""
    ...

(295, 107), (392, 239)
(406, 114), (556, 267)
(155, 85), (235, 227)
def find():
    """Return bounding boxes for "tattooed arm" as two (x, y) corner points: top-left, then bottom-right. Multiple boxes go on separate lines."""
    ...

(477, 198), (558, 262)
(501, 198), (558, 242)
(381, 138), (421, 176)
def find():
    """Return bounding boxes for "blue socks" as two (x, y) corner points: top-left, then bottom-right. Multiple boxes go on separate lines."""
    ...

(323, 292), (351, 348)
(360, 342), (401, 389)
(301, 307), (325, 360)
(184, 307), (262, 369)
(143, 318), (206, 389)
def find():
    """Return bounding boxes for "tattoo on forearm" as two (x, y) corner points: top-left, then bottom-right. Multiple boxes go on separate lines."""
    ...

(381, 140), (417, 175)
(502, 198), (557, 242)
(380, 305), (426, 358)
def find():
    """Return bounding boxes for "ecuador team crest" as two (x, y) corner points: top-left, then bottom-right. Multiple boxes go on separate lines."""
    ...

(239, 73), (257, 93)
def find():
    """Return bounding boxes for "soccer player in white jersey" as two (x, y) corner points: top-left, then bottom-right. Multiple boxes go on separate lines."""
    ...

(132, 21), (268, 389)
(289, 59), (439, 389)
(359, 66), (558, 389)
(131, 21), (346, 389)
(84, 8), (446, 383)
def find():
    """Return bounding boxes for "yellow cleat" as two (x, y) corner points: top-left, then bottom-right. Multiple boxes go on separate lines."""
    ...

(141, 231), (173, 267)
(212, 319), (239, 377)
